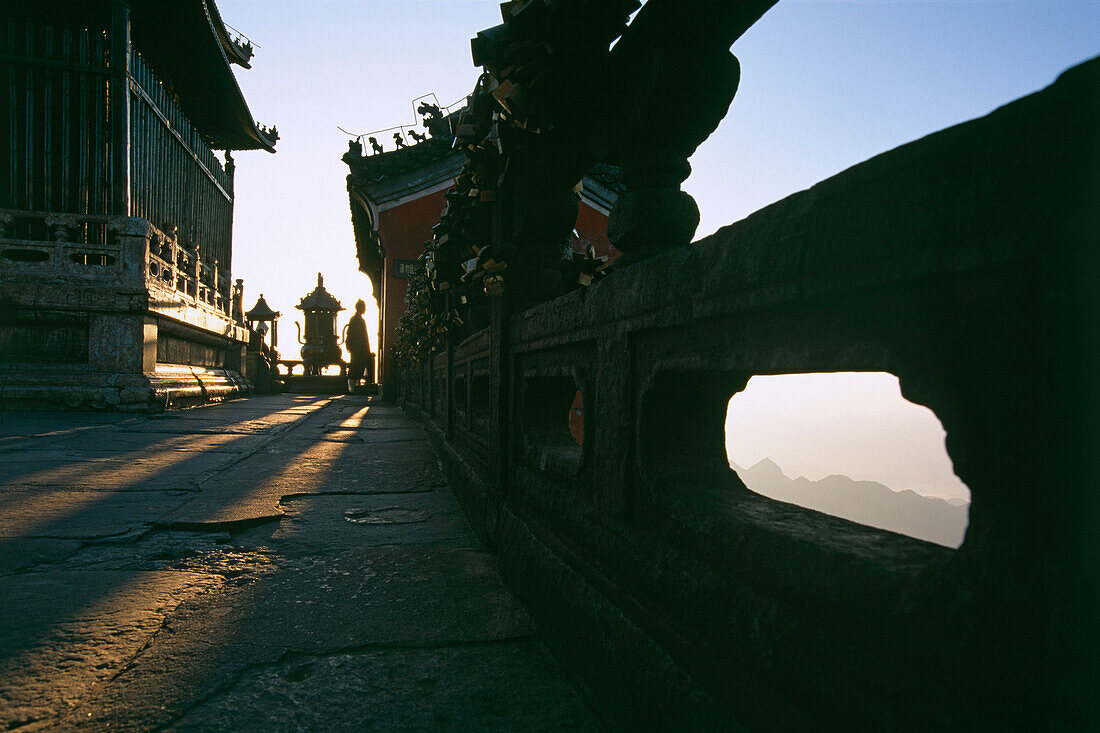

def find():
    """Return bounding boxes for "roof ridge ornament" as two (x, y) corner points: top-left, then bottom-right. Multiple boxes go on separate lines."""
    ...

(297, 273), (344, 312)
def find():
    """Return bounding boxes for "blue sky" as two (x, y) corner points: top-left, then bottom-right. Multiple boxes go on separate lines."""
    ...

(221, 0), (1099, 329)
(218, 0), (1097, 498)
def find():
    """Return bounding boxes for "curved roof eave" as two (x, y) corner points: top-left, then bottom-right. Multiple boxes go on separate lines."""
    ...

(131, 0), (276, 152)
(206, 0), (255, 69)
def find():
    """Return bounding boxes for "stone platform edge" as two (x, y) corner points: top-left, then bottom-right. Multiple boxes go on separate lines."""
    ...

(0, 363), (251, 412)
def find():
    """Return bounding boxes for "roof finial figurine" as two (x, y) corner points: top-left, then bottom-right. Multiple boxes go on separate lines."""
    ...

(417, 102), (442, 123)
(348, 138), (362, 157)
(409, 129), (426, 144)
(393, 132), (407, 149)
(417, 102), (449, 137)
(368, 136), (383, 155)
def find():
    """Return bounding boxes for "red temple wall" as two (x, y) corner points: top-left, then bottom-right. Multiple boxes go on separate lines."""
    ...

(575, 200), (618, 263)
(375, 188), (450, 391)
(375, 191), (613, 394)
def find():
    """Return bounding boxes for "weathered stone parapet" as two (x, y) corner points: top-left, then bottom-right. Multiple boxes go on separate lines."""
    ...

(400, 57), (1100, 729)
(87, 314), (156, 374)
(105, 215), (158, 240)
(1, 212), (251, 412)
(44, 213), (81, 242)
(0, 364), (250, 412)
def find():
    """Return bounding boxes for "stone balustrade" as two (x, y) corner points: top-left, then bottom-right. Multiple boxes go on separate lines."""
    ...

(0, 211), (128, 281)
(397, 58), (1099, 729)
(0, 210), (231, 320)
(1, 212), (250, 411)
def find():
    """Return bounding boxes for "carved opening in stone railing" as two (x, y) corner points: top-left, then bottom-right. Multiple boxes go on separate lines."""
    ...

(432, 366), (447, 422)
(520, 374), (584, 480)
(725, 372), (970, 549)
(0, 211), (118, 270)
(68, 252), (116, 267)
(453, 372), (468, 425)
(569, 390), (584, 447)
(471, 373), (491, 436)
(1, 248), (49, 263)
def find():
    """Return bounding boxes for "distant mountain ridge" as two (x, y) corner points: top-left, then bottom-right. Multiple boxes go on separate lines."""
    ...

(730, 458), (969, 548)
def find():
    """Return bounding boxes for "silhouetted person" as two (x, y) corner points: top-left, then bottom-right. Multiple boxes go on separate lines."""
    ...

(345, 299), (373, 392)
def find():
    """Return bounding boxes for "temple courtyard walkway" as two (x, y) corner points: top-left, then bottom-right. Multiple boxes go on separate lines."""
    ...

(0, 395), (597, 731)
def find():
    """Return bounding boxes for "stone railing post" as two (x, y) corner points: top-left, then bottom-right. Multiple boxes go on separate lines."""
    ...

(232, 278), (245, 324)
(0, 211), (14, 238)
(45, 214), (80, 264)
(212, 259), (220, 309)
(192, 251), (201, 302)
(107, 216), (154, 287)
(169, 236), (179, 290)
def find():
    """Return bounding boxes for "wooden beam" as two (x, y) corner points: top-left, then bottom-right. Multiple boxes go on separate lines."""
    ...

(109, 0), (130, 215)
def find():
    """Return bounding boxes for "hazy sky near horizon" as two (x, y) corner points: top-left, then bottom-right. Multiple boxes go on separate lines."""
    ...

(725, 373), (970, 500)
(220, 0), (1099, 335)
(216, 0), (1096, 497)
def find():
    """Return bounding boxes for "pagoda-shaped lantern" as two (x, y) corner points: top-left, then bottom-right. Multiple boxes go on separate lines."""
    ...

(245, 294), (280, 353)
(295, 273), (345, 375)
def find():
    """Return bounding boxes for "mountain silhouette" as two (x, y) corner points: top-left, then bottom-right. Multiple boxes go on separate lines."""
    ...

(731, 458), (968, 548)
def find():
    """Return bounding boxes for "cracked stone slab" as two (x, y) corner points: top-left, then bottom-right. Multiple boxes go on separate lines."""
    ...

(344, 506), (432, 524)
(161, 454), (350, 527)
(328, 406), (421, 431)
(261, 438), (443, 468)
(116, 424), (296, 436)
(234, 490), (478, 551)
(132, 398), (337, 430)
(49, 431), (274, 455)
(0, 570), (222, 731)
(216, 455), (444, 497)
(314, 428), (427, 444)
(164, 640), (598, 732)
(55, 547), (542, 731)
(166, 435), (446, 527)
(328, 417), (421, 430)
(241, 547), (536, 648)
(0, 538), (83, 576)
(0, 451), (243, 489)
(154, 395), (335, 415)
(0, 396), (597, 730)
(54, 532), (279, 582)
(297, 456), (445, 493)
(342, 405), (406, 418)
(0, 413), (133, 439)
(0, 488), (197, 540)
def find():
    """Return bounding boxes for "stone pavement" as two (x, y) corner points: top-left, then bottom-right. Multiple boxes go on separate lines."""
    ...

(0, 395), (597, 731)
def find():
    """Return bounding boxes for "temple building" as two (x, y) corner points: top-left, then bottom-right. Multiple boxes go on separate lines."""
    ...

(343, 115), (621, 398)
(0, 0), (277, 410)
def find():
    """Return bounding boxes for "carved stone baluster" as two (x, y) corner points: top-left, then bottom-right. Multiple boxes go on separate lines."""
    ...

(212, 259), (221, 310)
(45, 213), (79, 266)
(193, 250), (201, 302)
(232, 278), (245, 324)
(45, 214), (79, 242)
(155, 233), (167, 282)
(106, 217), (154, 285)
(169, 236), (179, 291)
